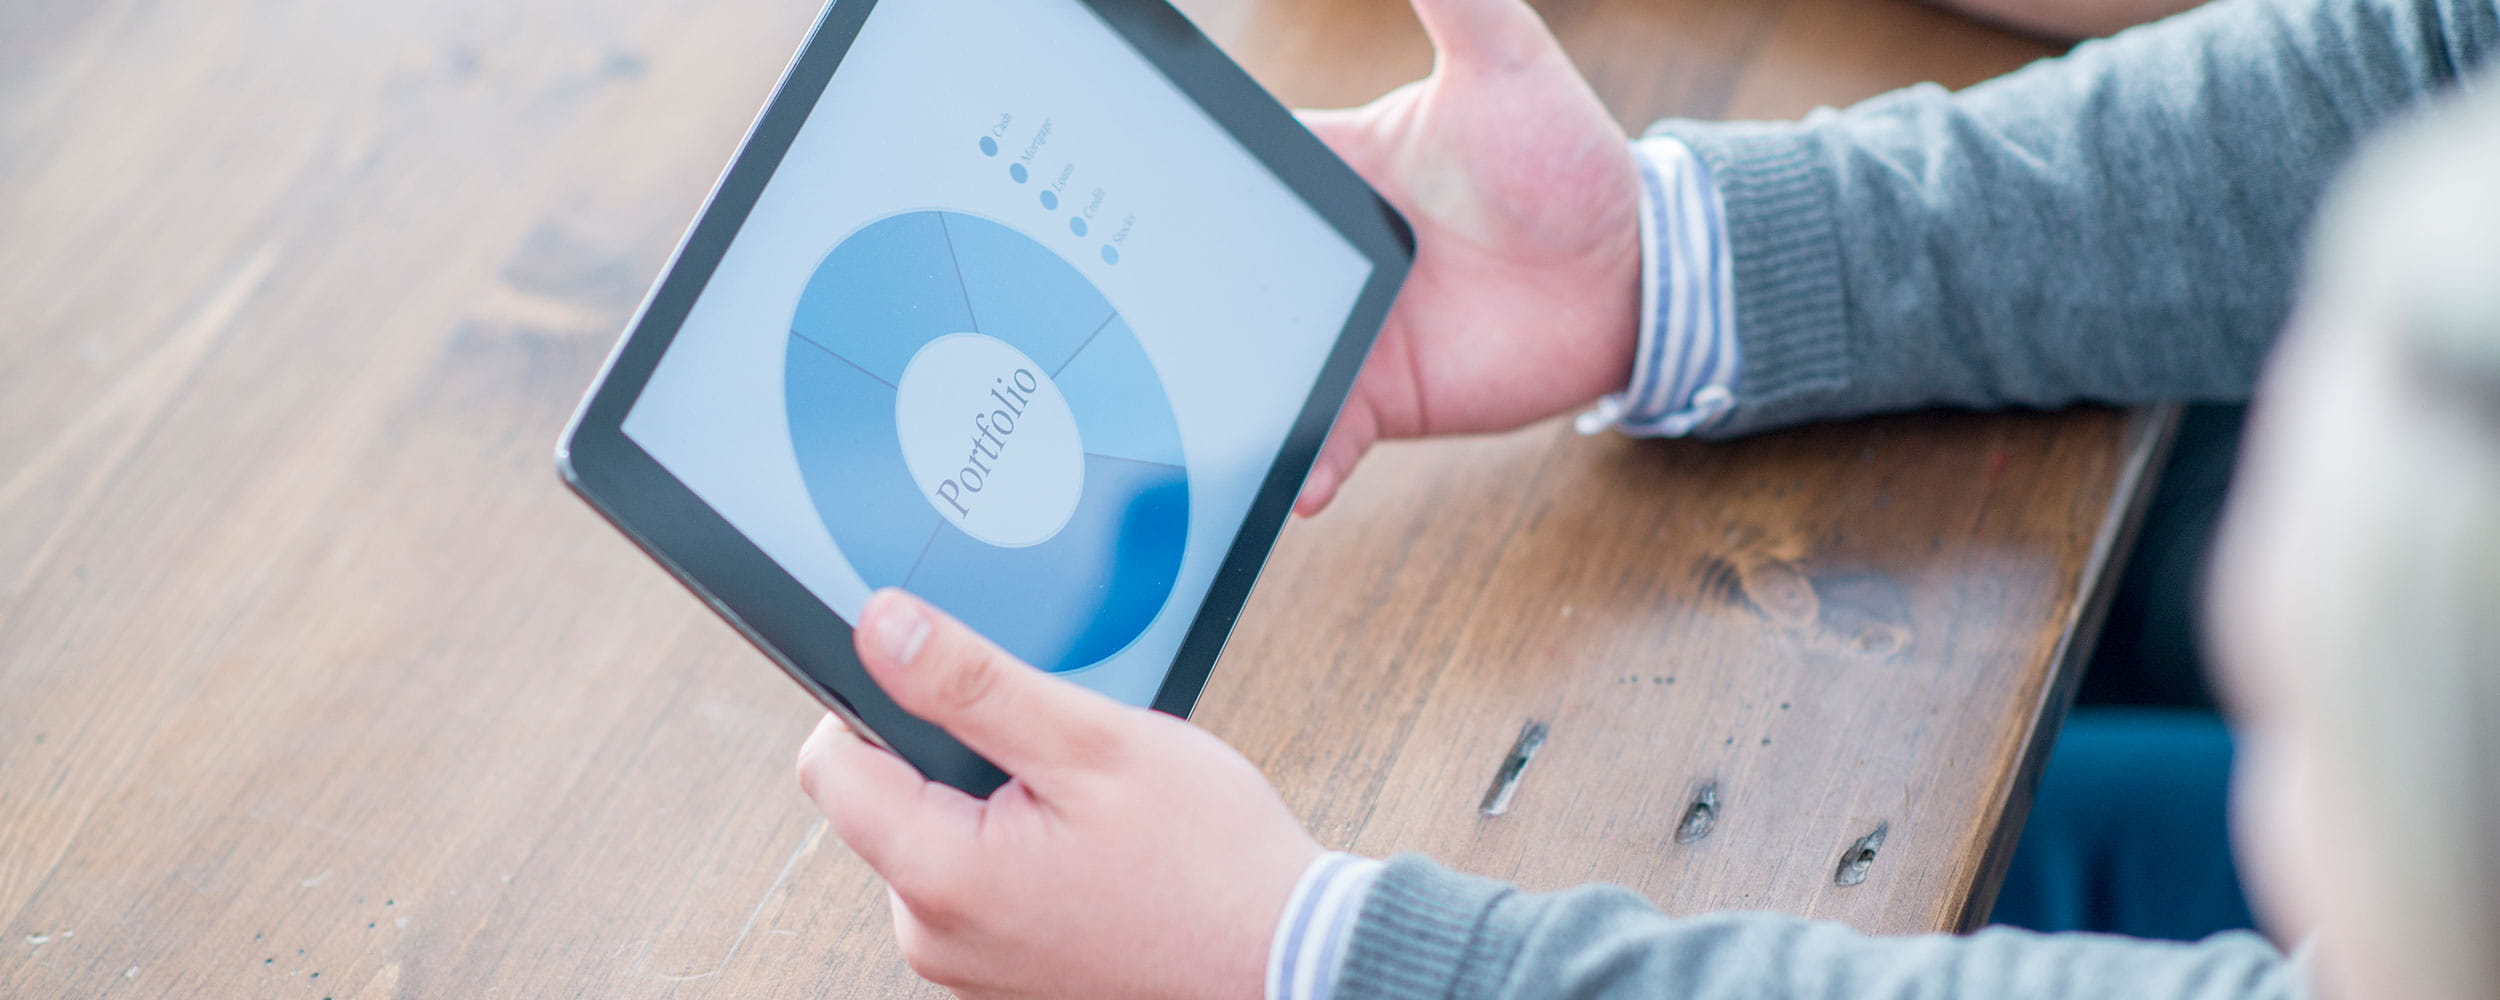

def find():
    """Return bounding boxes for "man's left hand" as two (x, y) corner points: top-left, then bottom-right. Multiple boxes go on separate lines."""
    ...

(796, 588), (1322, 1000)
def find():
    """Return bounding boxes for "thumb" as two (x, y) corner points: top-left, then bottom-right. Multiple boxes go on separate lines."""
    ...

(853, 588), (1131, 781)
(1409, 0), (1553, 73)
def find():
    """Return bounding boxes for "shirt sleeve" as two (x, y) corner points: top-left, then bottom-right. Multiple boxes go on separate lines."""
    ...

(1643, 0), (2499, 438)
(1577, 136), (1742, 438)
(1267, 852), (1386, 1000)
(1327, 854), (2312, 1000)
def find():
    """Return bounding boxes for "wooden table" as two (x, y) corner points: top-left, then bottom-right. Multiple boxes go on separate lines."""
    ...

(0, 0), (2165, 995)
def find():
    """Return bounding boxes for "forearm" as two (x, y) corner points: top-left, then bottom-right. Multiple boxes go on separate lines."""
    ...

(1327, 855), (2307, 1000)
(1651, 0), (2499, 437)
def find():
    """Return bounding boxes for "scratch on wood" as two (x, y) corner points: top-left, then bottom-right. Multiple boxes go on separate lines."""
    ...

(0, 243), (278, 513)
(1478, 720), (1549, 816)
(472, 281), (614, 333)
(649, 819), (824, 981)
(1834, 822), (1888, 887)
(0, 242), (280, 599)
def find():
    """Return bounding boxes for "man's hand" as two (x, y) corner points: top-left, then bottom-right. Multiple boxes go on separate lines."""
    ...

(797, 589), (1322, 1000)
(1295, 0), (1644, 515)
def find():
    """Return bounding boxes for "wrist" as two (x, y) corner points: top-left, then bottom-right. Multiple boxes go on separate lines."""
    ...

(1579, 135), (1740, 438)
(1575, 138), (1663, 432)
(1266, 852), (1385, 1000)
(1592, 157), (1646, 400)
(1599, 270), (1645, 414)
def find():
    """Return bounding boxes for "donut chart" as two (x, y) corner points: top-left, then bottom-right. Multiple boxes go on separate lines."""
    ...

(783, 210), (1189, 673)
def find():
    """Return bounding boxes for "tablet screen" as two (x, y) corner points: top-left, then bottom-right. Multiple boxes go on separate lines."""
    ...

(620, 0), (1374, 706)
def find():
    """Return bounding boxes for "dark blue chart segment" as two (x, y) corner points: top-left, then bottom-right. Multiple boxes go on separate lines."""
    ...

(782, 210), (1190, 674)
(906, 456), (1187, 671)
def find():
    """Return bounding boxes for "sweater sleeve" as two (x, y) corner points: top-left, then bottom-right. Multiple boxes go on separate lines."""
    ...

(1650, 0), (2499, 437)
(1331, 855), (2310, 1000)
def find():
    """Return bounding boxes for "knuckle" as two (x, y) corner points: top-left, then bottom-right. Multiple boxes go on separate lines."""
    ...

(928, 648), (1005, 714)
(882, 833), (968, 897)
(895, 925), (955, 984)
(1057, 711), (1133, 771)
(793, 753), (820, 801)
(826, 802), (880, 856)
(908, 877), (975, 928)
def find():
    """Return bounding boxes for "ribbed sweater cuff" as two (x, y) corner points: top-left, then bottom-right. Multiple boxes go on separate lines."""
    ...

(1643, 119), (1852, 438)
(1331, 854), (1539, 1000)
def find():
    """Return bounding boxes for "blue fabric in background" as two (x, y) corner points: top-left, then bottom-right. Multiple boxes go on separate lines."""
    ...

(1990, 707), (2257, 940)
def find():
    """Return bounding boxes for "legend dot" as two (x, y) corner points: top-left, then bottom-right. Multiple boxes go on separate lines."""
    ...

(1010, 163), (1028, 183)
(1070, 217), (1088, 237)
(1040, 190), (1060, 210)
(1101, 246), (1120, 265)
(979, 136), (999, 156)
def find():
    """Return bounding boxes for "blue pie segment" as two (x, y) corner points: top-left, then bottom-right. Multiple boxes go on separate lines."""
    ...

(783, 339), (934, 585)
(906, 456), (1186, 671)
(783, 210), (1190, 673)
(1052, 317), (1184, 468)
(941, 210), (1116, 372)
(791, 211), (973, 383)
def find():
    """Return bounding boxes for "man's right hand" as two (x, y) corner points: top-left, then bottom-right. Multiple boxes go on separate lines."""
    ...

(1294, 0), (1646, 515)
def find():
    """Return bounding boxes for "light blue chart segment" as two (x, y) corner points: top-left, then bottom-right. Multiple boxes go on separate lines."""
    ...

(783, 343), (936, 585)
(791, 212), (973, 382)
(943, 211), (1114, 371)
(782, 210), (1190, 674)
(1053, 317), (1183, 467)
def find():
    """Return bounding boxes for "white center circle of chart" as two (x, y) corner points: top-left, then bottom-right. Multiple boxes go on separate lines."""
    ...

(893, 333), (1084, 547)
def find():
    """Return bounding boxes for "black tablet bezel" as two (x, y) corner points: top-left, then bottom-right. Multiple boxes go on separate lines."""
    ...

(556, 0), (1412, 796)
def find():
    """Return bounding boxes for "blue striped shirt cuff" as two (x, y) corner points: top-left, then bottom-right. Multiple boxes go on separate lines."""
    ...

(1266, 852), (1385, 1000)
(1576, 135), (1740, 438)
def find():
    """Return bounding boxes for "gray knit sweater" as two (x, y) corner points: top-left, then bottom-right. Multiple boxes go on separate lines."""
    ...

(1336, 0), (2498, 997)
(1677, 0), (2498, 438)
(1340, 856), (2308, 1000)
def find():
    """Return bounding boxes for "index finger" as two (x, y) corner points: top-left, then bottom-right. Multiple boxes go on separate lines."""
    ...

(797, 714), (980, 889)
(854, 589), (1135, 782)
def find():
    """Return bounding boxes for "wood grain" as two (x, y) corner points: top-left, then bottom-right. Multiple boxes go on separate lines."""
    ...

(0, 0), (2146, 995)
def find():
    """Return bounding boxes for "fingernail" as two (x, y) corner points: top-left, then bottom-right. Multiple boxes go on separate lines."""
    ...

(865, 592), (931, 666)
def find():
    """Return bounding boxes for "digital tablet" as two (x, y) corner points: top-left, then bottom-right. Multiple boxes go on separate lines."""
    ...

(557, 0), (1411, 795)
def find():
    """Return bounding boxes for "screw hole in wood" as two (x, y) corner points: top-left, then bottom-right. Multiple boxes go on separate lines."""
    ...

(1478, 720), (1549, 816)
(1675, 783), (1719, 844)
(1834, 822), (1888, 887)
